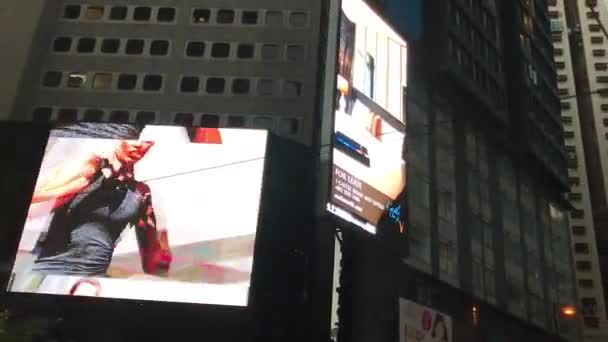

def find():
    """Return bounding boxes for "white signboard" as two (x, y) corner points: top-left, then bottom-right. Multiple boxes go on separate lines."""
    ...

(399, 298), (453, 342)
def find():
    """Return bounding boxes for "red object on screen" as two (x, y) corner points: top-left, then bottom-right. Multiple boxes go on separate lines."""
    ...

(193, 128), (223, 144)
(422, 310), (432, 331)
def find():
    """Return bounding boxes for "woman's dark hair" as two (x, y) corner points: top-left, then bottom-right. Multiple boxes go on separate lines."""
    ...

(431, 313), (448, 342)
(51, 123), (142, 140)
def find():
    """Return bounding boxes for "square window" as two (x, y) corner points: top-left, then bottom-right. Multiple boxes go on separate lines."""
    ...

(200, 114), (220, 127)
(133, 7), (152, 21)
(143, 75), (163, 91)
(284, 81), (303, 97)
(42, 72), (62, 87)
(217, 10), (235, 24)
(101, 39), (120, 54)
(227, 116), (245, 127)
(232, 79), (250, 94)
(32, 107), (53, 122)
(206, 78), (225, 94)
(126, 40), (145, 55)
(53, 37), (72, 52)
(289, 12), (308, 27)
(150, 40), (170, 56)
(174, 113), (194, 126)
(211, 43), (230, 58)
(280, 118), (300, 135)
(157, 8), (176, 22)
(67, 73), (87, 88)
(253, 117), (274, 129)
(193, 9), (211, 23)
(261, 44), (280, 60)
(266, 11), (283, 26)
(83, 109), (104, 122)
(109, 110), (130, 123)
(57, 108), (78, 122)
(77, 38), (96, 53)
(63, 5), (81, 19)
(237, 44), (255, 59)
(286, 45), (305, 61)
(110, 6), (128, 20)
(136, 111), (157, 125)
(258, 79), (277, 95)
(85, 6), (104, 20)
(118, 74), (138, 90)
(186, 42), (206, 57)
(180, 77), (200, 92)
(92, 73), (113, 89)
(242, 11), (258, 24)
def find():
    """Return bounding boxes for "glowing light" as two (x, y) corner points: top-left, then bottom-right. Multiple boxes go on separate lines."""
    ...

(562, 306), (576, 317)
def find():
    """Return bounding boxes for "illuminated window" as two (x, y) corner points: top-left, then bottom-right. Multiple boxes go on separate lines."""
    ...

(92, 73), (112, 90)
(67, 73), (87, 88)
(85, 6), (104, 20)
(192, 9), (211, 23)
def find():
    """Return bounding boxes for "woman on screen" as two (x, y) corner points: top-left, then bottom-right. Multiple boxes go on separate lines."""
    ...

(27, 123), (172, 279)
(430, 313), (449, 342)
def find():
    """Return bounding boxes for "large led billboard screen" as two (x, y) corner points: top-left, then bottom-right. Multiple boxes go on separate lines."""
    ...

(7, 123), (267, 307)
(327, 0), (408, 234)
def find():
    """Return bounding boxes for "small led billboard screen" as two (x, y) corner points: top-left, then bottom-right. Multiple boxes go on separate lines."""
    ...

(7, 123), (267, 307)
(327, 0), (408, 234)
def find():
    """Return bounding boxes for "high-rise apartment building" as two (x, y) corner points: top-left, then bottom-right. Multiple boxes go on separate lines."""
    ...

(7, 1), (329, 146)
(549, 0), (608, 340)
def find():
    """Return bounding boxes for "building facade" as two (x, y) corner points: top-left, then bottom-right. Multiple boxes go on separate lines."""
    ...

(339, 0), (582, 341)
(549, 0), (608, 340)
(8, 0), (330, 147)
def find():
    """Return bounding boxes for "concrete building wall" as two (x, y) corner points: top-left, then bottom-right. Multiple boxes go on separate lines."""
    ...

(0, 0), (45, 119)
(550, 0), (608, 340)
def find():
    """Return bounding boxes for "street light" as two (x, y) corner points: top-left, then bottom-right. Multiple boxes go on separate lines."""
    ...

(561, 306), (577, 317)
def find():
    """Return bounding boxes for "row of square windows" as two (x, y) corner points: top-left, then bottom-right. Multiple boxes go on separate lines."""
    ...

(52, 36), (307, 62)
(31, 107), (301, 136)
(42, 71), (304, 97)
(62, 4), (309, 28)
